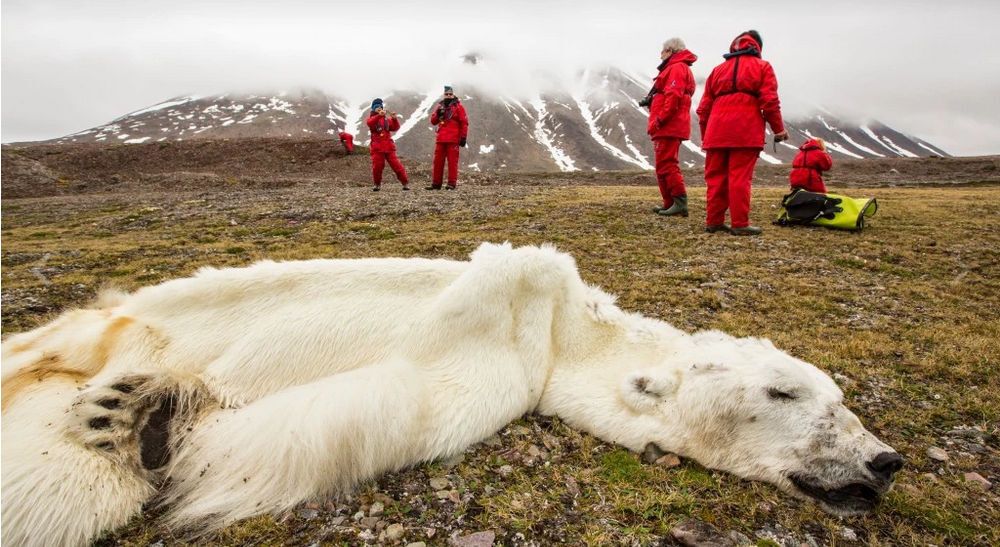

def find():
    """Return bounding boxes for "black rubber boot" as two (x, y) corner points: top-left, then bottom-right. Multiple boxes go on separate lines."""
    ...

(730, 225), (763, 236)
(705, 224), (730, 234)
(657, 195), (688, 217)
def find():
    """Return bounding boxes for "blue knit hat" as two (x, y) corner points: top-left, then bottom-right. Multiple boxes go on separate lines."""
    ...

(371, 98), (384, 112)
(443, 85), (453, 94)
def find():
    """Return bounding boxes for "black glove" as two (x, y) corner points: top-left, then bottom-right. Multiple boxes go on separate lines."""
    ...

(460, 137), (467, 147)
(436, 107), (445, 119)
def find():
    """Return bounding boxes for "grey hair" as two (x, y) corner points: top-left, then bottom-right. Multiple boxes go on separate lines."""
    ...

(662, 37), (686, 52)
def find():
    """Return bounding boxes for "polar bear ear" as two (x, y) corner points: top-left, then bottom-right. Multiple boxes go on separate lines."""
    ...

(620, 369), (678, 413)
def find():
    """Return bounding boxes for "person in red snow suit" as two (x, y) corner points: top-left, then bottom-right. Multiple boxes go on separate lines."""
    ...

(696, 30), (788, 236)
(338, 130), (355, 154)
(789, 138), (833, 193)
(427, 85), (469, 190)
(366, 98), (409, 192)
(646, 37), (697, 218)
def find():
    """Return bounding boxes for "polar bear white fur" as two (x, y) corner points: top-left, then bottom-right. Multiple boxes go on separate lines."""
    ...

(1, 243), (903, 546)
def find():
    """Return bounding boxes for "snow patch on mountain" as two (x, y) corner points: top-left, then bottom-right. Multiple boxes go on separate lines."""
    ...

(573, 94), (651, 170)
(529, 97), (578, 172)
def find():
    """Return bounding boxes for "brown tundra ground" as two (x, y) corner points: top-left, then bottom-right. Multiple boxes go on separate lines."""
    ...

(2, 141), (998, 546)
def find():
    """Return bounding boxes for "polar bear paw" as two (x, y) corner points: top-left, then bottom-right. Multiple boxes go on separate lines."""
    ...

(67, 374), (179, 471)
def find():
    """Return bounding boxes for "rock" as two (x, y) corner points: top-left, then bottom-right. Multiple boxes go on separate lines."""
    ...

(449, 531), (496, 547)
(671, 519), (734, 546)
(425, 527), (437, 538)
(963, 472), (992, 489)
(406, 543), (427, 547)
(527, 444), (542, 458)
(297, 508), (319, 520)
(430, 477), (451, 490)
(654, 453), (682, 468)
(329, 516), (347, 526)
(840, 527), (858, 542)
(926, 446), (949, 462)
(385, 523), (406, 541)
(441, 453), (465, 469)
(727, 531), (752, 545)
(435, 490), (452, 500)
(565, 476), (581, 497)
(360, 516), (380, 529)
(352, 510), (365, 522)
(641, 442), (667, 464)
(369, 501), (384, 517)
(498, 465), (514, 478)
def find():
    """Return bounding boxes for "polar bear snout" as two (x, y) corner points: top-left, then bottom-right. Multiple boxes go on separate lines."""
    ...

(866, 451), (905, 483)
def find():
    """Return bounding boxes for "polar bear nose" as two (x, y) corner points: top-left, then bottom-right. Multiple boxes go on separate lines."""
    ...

(866, 451), (904, 482)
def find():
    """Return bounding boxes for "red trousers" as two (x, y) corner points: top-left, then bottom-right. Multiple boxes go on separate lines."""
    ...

(432, 142), (460, 187)
(704, 148), (760, 228)
(371, 151), (408, 186)
(653, 138), (686, 207)
(341, 137), (354, 154)
(791, 180), (828, 194)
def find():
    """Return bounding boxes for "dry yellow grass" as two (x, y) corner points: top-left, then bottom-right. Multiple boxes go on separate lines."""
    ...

(2, 184), (998, 545)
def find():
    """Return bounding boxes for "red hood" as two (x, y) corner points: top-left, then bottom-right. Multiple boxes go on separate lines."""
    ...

(800, 138), (824, 151)
(667, 49), (698, 66)
(729, 34), (762, 53)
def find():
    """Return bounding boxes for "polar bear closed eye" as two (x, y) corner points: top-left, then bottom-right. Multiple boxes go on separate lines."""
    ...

(2, 242), (902, 546)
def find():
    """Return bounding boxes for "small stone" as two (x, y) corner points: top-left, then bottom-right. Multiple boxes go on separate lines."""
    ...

(654, 453), (682, 468)
(498, 465), (514, 478)
(430, 477), (451, 490)
(297, 508), (318, 520)
(360, 516), (380, 529)
(435, 490), (452, 500)
(926, 446), (949, 462)
(565, 476), (581, 497)
(329, 516), (347, 526)
(641, 443), (667, 464)
(425, 527), (437, 538)
(441, 453), (465, 469)
(406, 543), (427, 547)
(369, 501), (384, 517)
(527, 444), (542, 458)
(352, 510), (365, 522)
(840, 527), (858, 542)
(385, 523), (405, 540)
(671, 519), (733, 546)
(449, 530), (496, 547)
(727, 531), (752, 545)
(963, 472), (992, 489)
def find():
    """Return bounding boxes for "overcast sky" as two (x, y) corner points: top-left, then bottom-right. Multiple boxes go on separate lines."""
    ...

(3, 0), (999, 155)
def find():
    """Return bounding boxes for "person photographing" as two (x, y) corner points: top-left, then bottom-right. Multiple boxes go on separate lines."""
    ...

(427, 85), (469, 190)
(366, 98), (410, 192)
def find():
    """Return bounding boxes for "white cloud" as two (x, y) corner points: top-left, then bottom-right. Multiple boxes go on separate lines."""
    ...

(2, 0), (999, 155)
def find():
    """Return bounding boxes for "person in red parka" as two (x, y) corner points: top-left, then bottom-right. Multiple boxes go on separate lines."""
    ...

(338, 130), (354, 154)
(646, 37), (697, 217)
(366, 98), (409, 191)
(789, 138), (833, 193)
(427, 85), (469, 190)
(696, 30), (788, 235)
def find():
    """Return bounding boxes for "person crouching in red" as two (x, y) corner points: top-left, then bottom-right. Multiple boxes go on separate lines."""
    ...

(338, 130), (355, 154)
(647, 37), (697, 217)
(427, 85), (468, 190)
(697, 30), (789, 236)
(789, 138), (833, 193)
(366, 98), (409, 192)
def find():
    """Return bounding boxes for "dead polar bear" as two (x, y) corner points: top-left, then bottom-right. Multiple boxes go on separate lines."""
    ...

(1, 242), (903, 546)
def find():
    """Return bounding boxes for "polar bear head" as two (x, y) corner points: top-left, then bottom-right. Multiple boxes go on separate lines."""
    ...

(621, 330), (903, 515)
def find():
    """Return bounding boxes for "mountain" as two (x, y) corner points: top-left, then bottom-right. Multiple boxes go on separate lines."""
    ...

(40, 69), (948, 172)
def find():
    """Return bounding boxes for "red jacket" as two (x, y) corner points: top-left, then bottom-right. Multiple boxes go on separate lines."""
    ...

(430, 99), (469, 144)
(696, 34), (784, 149)
(647, 49), (697, 140)
(366, 114), (400, 153)
(789, 139), (833, 188)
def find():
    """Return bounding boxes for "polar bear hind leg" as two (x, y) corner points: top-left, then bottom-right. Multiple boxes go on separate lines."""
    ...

(1, 371), (212, 547)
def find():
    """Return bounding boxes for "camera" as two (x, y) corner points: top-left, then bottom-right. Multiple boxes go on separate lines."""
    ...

(638, 94), (653, 108)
